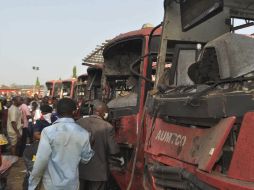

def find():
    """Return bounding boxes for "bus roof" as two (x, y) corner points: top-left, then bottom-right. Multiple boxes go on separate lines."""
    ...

(45, 80), (62, 84)
(62, 78), (77, 83)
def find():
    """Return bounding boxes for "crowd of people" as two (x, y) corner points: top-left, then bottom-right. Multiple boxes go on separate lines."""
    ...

(0, 95), (57, 156)
(0, 94), (121, 190)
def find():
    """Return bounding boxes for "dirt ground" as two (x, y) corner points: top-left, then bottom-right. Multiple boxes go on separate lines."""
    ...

(4, 158), (118, 190)
(6, 158), (26, 190)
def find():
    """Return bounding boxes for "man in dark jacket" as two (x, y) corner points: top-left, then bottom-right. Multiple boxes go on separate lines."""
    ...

(77, 100), (120, 190)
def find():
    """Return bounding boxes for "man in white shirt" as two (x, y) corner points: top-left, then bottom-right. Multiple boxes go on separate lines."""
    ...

(7, 96), (23, 155)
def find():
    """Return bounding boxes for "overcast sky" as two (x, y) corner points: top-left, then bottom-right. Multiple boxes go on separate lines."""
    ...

(1, 1), (253, 86)
(0, 0), (164, 85)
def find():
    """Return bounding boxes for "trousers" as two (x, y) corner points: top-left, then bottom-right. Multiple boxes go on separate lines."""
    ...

(79, 179), (106, 190)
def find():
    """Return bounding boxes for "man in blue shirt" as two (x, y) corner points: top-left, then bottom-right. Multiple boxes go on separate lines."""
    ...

(28, 98), (94, 190)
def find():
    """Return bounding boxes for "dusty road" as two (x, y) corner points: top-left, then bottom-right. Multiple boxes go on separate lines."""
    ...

(6, 159), (26, 190)
(4, 158), (118, 190)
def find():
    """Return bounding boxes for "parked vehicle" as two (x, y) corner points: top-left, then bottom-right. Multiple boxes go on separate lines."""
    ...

(75, 74), (88, 101)
(102, 25), (161, 189)
(144, 0), (254, 189)
(45, 80), (62, 98)
(61, 78), (77, 99)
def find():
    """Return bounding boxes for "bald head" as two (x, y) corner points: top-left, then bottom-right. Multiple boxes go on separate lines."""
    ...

(92, 100), (109, 119)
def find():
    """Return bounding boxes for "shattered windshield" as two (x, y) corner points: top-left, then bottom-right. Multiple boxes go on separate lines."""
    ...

(62, 82), (71, 97)
(77, 84), (86, 97)
(46, 83), (53, 96)
(104, 38), (143, 109)
(53, 82), (62, 98)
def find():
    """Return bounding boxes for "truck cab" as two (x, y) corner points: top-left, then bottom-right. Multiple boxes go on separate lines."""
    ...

(61, 78), (77, 99)
(144, 0), (254, 189)
(102, 26), (162, 189)
(45, 80), (62, 98)
(75, 74), (88, 101)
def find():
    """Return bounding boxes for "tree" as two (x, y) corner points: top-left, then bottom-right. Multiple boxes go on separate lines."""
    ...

(35, 77), (40, 87)
(72, 66), (77, 78)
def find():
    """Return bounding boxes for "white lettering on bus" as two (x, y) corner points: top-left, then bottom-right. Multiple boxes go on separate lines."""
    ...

(155, 130), (187, 147)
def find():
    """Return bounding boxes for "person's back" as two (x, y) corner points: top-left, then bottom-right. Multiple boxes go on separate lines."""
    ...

(40, 119), (91, 189)
(34, 119), (50, 133)
(77, 115), (118, 181)
(29, 98), (94, 190)
(77, 100), (119, 190)
(33, 104), (53, 141)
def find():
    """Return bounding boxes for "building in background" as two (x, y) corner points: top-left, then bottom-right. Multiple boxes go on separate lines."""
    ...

(0, 85), (44, 97)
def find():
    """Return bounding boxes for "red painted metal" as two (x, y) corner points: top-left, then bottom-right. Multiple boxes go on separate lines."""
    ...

(115, 115), (137, 144)
(146, 116), (204, 164)
(228, 112), (254, 182)
(198, 117), (236, 172)
(144, 112), (254, 189)
(145, 116), (235, 172)
(106, 25), (254, 190)
(107, 30), (155, 190)
(150, 154), (197, 173)
(147, 155), (254, 190)
(45, 80), (62, 97)
(196, 170), (254, 190)
(108, 27), (162, 47)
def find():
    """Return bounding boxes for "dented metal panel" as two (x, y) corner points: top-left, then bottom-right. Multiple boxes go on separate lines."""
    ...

(145, 116), (235, 172)
(228, 112), (254, 182)
(107, 93), (138, 109)
(162, 0), (230, 42)
(198, 117), (236, 172)
(204, 33), (254, 79)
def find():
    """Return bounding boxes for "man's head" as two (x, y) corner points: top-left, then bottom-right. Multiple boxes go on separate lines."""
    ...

(23, 97), (31, 105)
(13, 96), (22, 107)
(57, 98), (76, 118)
(40, 105), (53, 115)
(92, 100), (109, 120)
(41, 96), (49, 106)
(31, 101), (38, 111)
